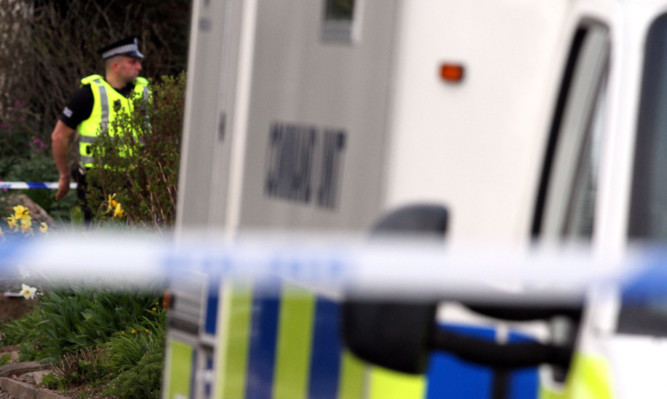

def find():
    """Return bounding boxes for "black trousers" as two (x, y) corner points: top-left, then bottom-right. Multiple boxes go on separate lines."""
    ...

(71, 167), (93, 223)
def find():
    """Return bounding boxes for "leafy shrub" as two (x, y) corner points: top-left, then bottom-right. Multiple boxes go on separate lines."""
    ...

(105, 343), (164, 399)
(0, 306), (46, 361)
(39, 372), (65, 392)
(35, 288), (163, 361)
(0, 353), (11, 366)
(1, 286), (164, 364)
(106, 314), (165, 373)
(3, 287), (167, 395)
(51, 346), (110, 387)
(104, 313), (166, 398)
(87, 73), (184, 228)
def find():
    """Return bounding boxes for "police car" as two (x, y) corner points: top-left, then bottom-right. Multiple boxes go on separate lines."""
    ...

(163, 0), (667, 398)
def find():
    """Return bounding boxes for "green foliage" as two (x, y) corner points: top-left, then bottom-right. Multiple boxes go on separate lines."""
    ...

(106, 314), (165, 373)
(52, 347), (110, 387)
(18, 341), (39, 362)
(43, 348), (109, 390)
(0, 353), (11, 366)
(35, 288), (163, 362)
(39, 347), (113, 397)
(105, 344), (164, 399)
(2, 286), (167, 395)
(87, 73), (184, 228)
(0, 305), (46, 355)
(1, 287), (163, 362)
(103, 313), (166, 398)
(40, 372), (66, 392)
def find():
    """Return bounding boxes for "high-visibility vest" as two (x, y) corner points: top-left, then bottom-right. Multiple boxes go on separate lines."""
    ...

(77, 74), (150, 168)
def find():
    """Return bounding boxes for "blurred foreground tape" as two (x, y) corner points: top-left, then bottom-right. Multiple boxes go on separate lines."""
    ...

(0, 230), (661, 304)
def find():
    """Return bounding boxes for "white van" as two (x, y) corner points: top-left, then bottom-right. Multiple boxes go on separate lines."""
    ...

(164, 0), (667, 398)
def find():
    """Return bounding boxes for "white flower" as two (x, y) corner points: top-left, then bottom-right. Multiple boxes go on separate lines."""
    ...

(20, 284), (37, 300)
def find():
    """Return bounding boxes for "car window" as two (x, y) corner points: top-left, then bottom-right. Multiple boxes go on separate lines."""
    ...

(532, 24), (610, 242)
(619, 13), (667, 336)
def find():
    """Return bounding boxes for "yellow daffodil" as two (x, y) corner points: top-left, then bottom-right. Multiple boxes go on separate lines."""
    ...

(106, 194), (119, 213)
(20, 217), (33, 235)
(113, 202), (124, 218)
(13, 205), (29, 220)
(145, 329), (150, 334)
(131, 329), (137, 335)
(21, 217), (33, 236)
(39, 222), (48, 234)
(20, 283), (37, 300)
(7, 215), (17, 231)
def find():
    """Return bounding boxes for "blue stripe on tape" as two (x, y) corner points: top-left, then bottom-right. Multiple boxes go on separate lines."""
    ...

(307, 298), (342, 399)
(0, 182), (77, 190)
(622, 249), (667, 303)
(245, 282), (281, 399)
(26, 183), (47, 189)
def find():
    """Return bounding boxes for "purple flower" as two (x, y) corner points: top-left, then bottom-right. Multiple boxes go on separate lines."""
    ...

(31, 138), (45, 153)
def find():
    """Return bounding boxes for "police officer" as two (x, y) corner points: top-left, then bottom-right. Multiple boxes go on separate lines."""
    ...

(51, 36), (149, 220)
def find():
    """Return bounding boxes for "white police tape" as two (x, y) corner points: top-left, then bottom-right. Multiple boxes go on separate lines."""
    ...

(0, 182), (77, 190)
(1, 231), (659, 303)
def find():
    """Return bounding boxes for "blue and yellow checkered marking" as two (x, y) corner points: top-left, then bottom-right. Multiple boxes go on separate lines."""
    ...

(212, 282), (540, 399)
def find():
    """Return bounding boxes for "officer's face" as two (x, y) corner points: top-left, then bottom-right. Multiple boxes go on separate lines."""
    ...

(115, 56), (142, 83)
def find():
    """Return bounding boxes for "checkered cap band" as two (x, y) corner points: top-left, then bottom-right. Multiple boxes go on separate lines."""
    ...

(102, 43), (143, 59)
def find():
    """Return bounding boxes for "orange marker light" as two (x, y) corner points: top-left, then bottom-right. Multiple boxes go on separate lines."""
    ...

(163, 290), (173, 309)
(439, 63), (465, 83)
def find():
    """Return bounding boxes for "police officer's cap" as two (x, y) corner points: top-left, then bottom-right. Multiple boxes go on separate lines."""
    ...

(98, 36), (144, 60)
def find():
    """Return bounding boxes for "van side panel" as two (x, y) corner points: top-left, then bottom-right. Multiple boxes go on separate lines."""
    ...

(236, 0), (399, 230)
(384, 0), (571, 243)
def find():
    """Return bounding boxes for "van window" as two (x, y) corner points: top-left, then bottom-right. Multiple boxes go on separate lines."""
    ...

(532, 24), (610, 241)
(619, 13), (667, 336)
(324, 0), (355, 21)
(321, 0), (358, 42)
(628, 14), (667, 241)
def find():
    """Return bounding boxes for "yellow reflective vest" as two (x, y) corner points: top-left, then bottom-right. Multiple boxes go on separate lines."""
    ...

(77, 74), (150, 168)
